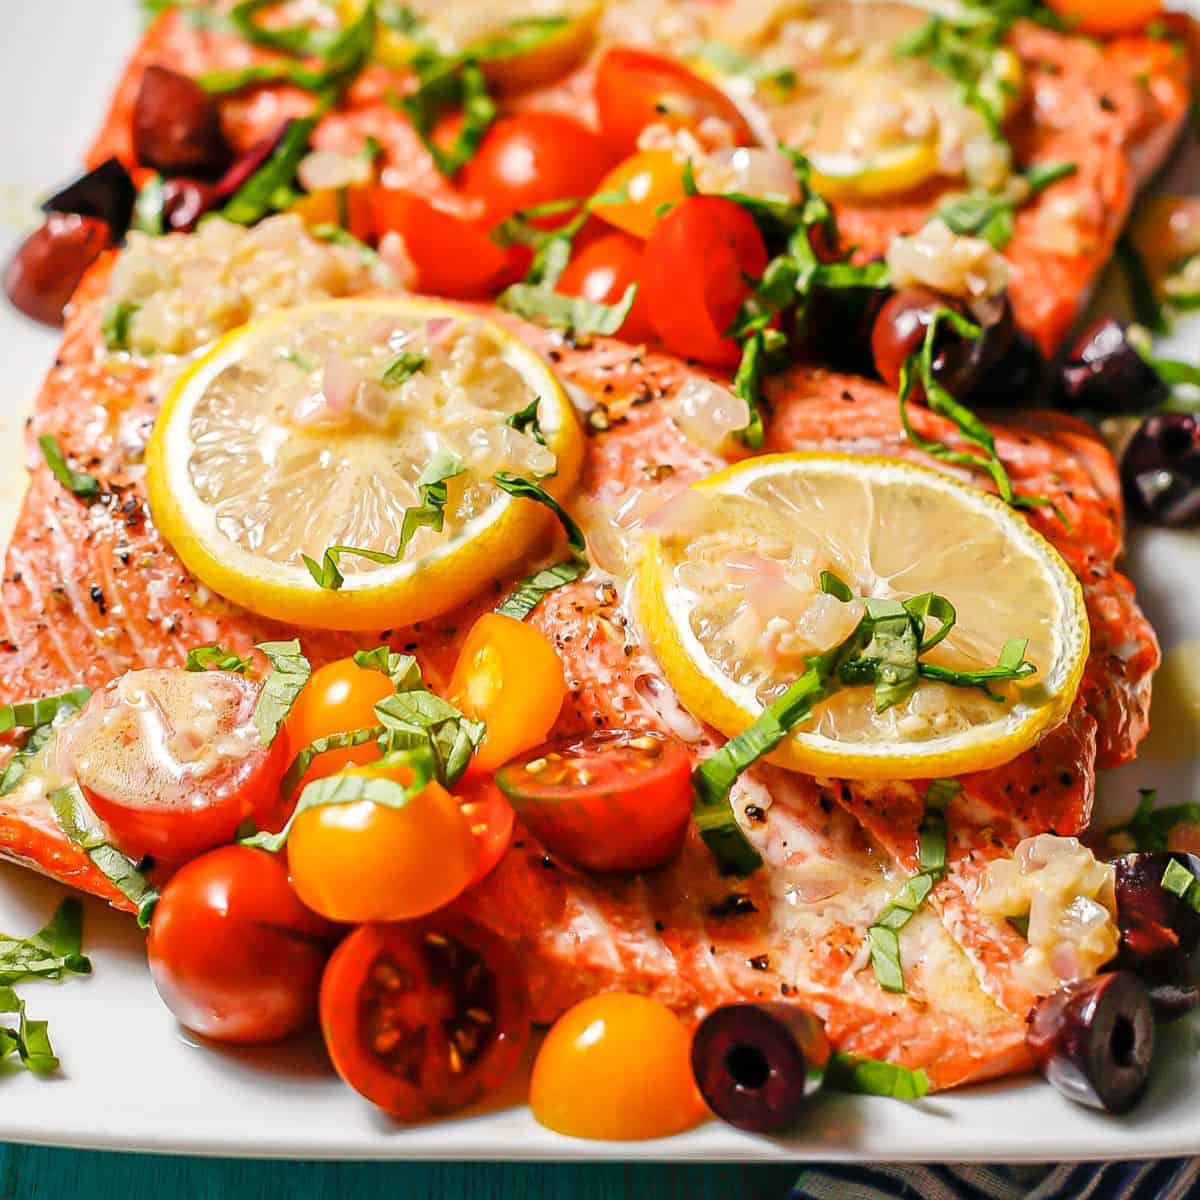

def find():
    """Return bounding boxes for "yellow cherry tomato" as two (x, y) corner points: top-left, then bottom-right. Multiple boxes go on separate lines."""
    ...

(449, 613), (566, 774)
(530, 993), (707, 1140)
(591, 151), (688, 240)
(287, 760), (476, 923)
(1044, 0), (1161, 35)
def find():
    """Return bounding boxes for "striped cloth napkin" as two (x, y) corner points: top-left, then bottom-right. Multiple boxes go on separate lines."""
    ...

(792, 1160), (1200, 1198)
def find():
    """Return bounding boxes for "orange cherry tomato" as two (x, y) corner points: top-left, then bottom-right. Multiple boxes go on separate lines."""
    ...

(591, 150), (688, 239)
(290, 186), (373, 241)
(557, 231), (655, 343)
(530, 993), (707, 1140)
(283, 657), (395, 791)
(286, 759), (477, 923)
(448, 613), (567, 775)
(461, 112), (615, 225)
(320, 916), (530, 1121)
(147, 845), (336, 1045)
(641, 195), (767, 367)
(594, 47), (754, 156)
(1044, 0), (1161, 35)
(370, 188), (524, 298)
(457, 776), (516, 886)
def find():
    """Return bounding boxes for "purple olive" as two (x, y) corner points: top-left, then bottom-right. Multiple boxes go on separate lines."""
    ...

(1026, 971), (1154, 1114)
(1060, 317), (1167, 413)
(3, 214), (110, 326)
(213, 121), (292, 200)
(1112, 946), (1199, 1024)
(690, 1003), (830, 1133)
(41, 157), (136, 242)
(161, 179), (218, 233)
(1114, 851), (1200, 957)
(133, 65), (231, 178)
(971, 328), (1049, 408)
(1120, 413), (1200, 529)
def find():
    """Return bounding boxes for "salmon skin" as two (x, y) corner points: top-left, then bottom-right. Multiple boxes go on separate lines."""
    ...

(0, 255), (1158, 1088)
(85, 8), (1190, 356)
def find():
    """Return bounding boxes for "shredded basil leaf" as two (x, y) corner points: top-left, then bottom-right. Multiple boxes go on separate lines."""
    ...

(826, 1052), (930, 1100)
(229, 0), (346, 57)
(819, 570), (854, 603)
(1107, 788), (1200, 853)
(395, 59), (496, 177)
(38, 434), (101, 499)
(380, 351), (426, 386)
(496, 557), (588, 621)
(492, 472), (586, 554)
(1161, 859), (1200, 913)
(0, 987), (58, 1075)
(100, 302), (139, 352)
(497, 281), (638, 336)
(505, 398), (546, 446)
(132, 173), (165, 236)
(867, 926), (905, 993)
(918, 778), (959, 876)
(184, 645), (252, 674)
(936, 162), (1077, 250)
(352, 646), (423, 690)
(252, 640), (311, 746)
(0, 687), (91, 737)
(0, 898), (91, 987)
(243, 748), (436, 852)
(49, 785), (159, 927)
(280, 727), (382, 800)
(222, 114), (320, 225)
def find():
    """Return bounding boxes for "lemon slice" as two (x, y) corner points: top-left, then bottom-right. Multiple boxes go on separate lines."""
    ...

(146, 298), (583, 632)
(808, 141), (941, 201)
(638, 454), (1089, 781)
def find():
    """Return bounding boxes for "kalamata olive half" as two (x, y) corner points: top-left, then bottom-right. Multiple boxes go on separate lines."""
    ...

(798, 278), (891, 374)
(1112, 946), (1199, 1024)
(133, 65), (231, 178)
(870, 286), (1010, 399)
(1113, 851), (1200, 957)
(1120, 413), (1200, 529)
(691, 1003), (830, 1133)
(1060, 317), (1168, 414)
(3, 214), (109, 326)
(161, 179), (218, 233)
(1026, 971), (1154, 1114)
(42, 157), (136, 242)
(970, 328), (1049, 408)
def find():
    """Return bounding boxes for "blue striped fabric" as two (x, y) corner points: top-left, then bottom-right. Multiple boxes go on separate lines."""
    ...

(792, 1160), (1200, 1199)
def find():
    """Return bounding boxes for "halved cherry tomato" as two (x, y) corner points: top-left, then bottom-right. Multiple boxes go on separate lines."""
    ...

(1044, 0), (1161, 34)
(320, 916), (530, 1120)
(448, 613), (567, 775)
(530, 993), (706, 1139)
(60, 668), (286, 862)
(287, 758), (477, 923)
(147, 845), (336, 1044)
(457, 776), (516, 886)
(590, 150), (688, 240)
(370, 189), (524, 298)
(461, 112), (615, 225)
(495, 729), (692, 872)
(282, 656), (394, 791)
(290, 186), (373, 241)
(641, 195), (767, 366)
(594, 47), (754, 156)
(557, 231), (655, 342)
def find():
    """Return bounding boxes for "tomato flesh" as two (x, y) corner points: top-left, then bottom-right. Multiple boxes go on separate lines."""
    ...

(1044, 0), (1161, 34)
(61, 668), (286, 862)
(641, 195), (768, 366)
(591, 150), (688, 240)
(495, 729), (693, 872)
(557, 231), (655, 343)
(594, 47), (754, 155)
(457, 776), (516, 886)
(147, 845), (336, 1044)
(320, 917), (530, 1120)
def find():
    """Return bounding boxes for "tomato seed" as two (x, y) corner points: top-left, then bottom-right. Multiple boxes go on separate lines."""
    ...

(524, 757), (548, 774)
(448, 1043), (464, 1074)
(466, 1008), (492, 1024)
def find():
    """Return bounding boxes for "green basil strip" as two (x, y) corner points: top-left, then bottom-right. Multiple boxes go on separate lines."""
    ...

(918, 635), (1036, 700)
(1107, 789), (1200, 853)
(505, 398), (546, 446)
(902, 592), (957, 652)
(0, 898), (91, 987)
(825, 1052), (930, 1100)
(918, 778), (960, 876)
(380, 351), (426, 386)
(867, 926), (905, 993)
(184, 644), (253, 673)
(1007, 913), (1030, 939)
(468, 15), (569, 61)
(281, 727), (383, 800)
(731, 329), (768, 451)
(497, 281), (638, 336)
(229, 0), (346, 57)
(496, 557), (588, 621)
(937, 162), (1077, 251)
(252, 640), (312, 746)
(132, 173), (165, 236)
(875, 872), (936, 932)
(49, 786), (159, 928)
(819, 570), (854, 603)
(222, 114), (319, 226)
(492, 472), (587, 556)
(0, 986), (58, 1075)
(396, 59), (496, 177)
(100, 302), (138, 352)
(0, 687), (92, 736)
(39, 435), (100, 499)
(1160, 859), (1200, 914)
(243, 748), (436, 852)
(352, 646), (422, 690)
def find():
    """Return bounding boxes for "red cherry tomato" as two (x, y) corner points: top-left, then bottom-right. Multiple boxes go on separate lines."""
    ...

(3, 214), (109, 326)
(641, 196), (767, 366)
(282, 656), (395, 791)
(1044, 0), (1161, 34)
(461, 112), (615, 225)
(146, 846), (336, 1044)
(320, 917), (530, 1120)
(60, 669), (287, 862)
(557, 231), (655, 342)
(594, 47), (754, 156)
(457, 776), (516, 886)
(495, 729), (693, 872)
(370, 189), (524, 298)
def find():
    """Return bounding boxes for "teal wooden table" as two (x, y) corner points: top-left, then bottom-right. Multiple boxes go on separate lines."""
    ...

(0, 1146), (802, 1199)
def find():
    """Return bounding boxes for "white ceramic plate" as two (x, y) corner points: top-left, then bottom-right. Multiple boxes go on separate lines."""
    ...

(1, 0), (1199, 1164)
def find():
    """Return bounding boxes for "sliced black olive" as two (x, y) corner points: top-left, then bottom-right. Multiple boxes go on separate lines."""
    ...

(41, 157), (136, 242)
(690, 1003), (830, 1133)
(1113, 851), (1200, 957)
(1026, 971), (1154, 1114)
(1112, 946), (1199, 1024)
(161, 179), (218, 233)
(1120, 413), (1200, 529)
(970, 327), (1049, 408)
(133, 65), (231, 179)
(3, 214), (110, 326)
(798, 280), (891, 375)
(1060, 317), (1168, 414)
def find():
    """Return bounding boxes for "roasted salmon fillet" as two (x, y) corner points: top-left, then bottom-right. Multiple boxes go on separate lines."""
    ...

(0, 250), (1158, 1087)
